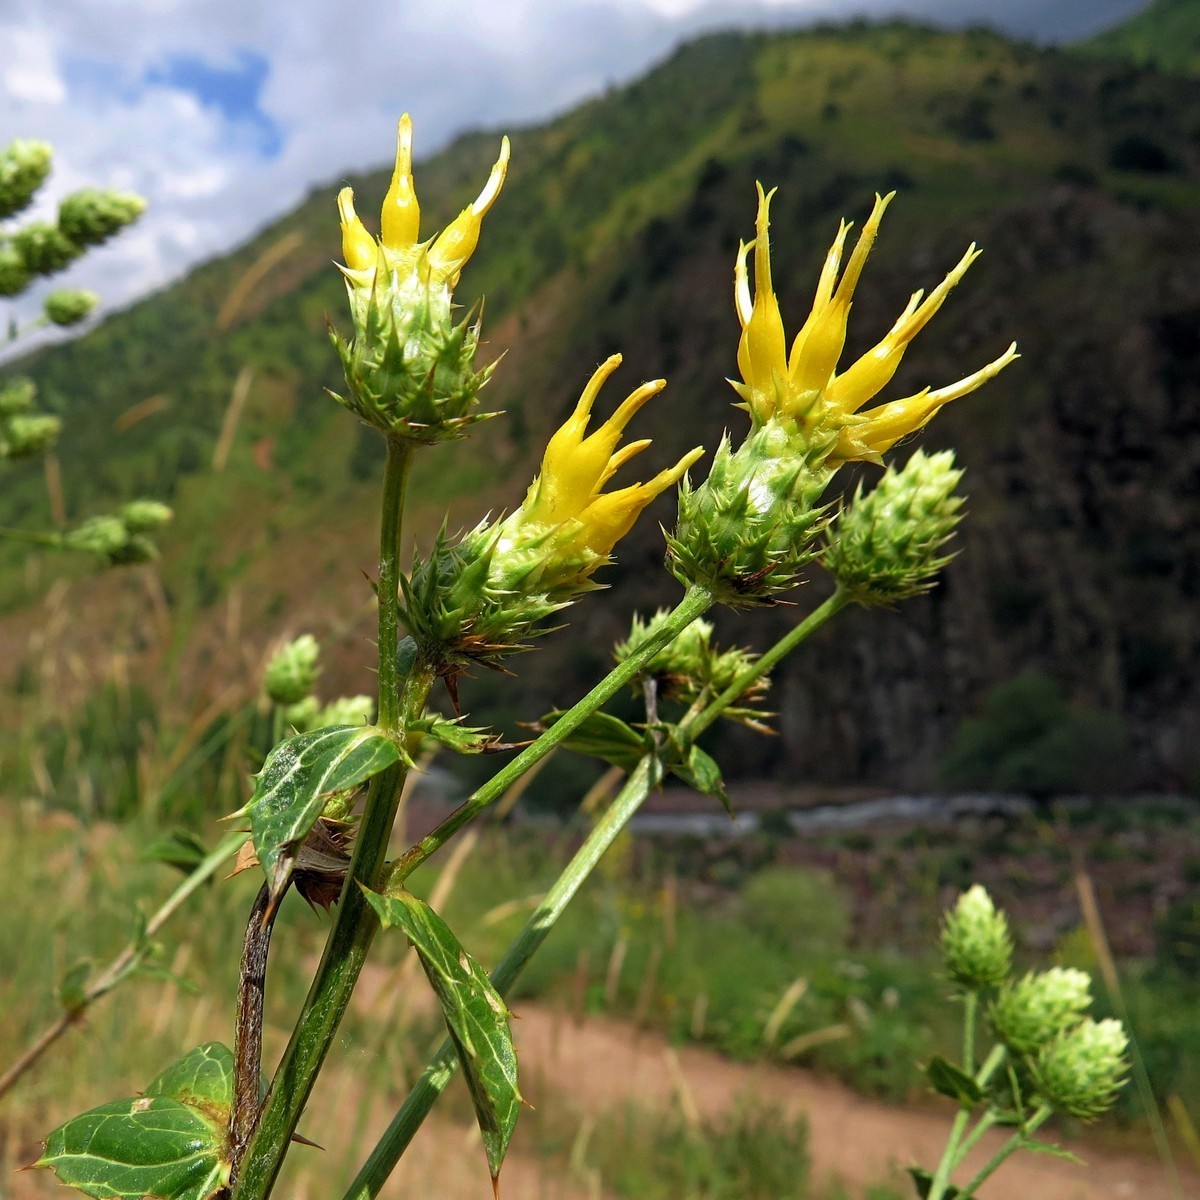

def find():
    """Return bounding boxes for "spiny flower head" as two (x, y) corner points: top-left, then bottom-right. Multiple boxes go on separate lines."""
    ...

(732, 184), (1017, 464)
(990, 967), (1093, 1057)
(330, 115), (510, 443)
(403, 356), (702, 667)
(264, 634), (321, 706)
(1032, 1017), (1129, 1120)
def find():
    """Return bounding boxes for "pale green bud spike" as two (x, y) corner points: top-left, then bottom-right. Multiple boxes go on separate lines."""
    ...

(2, 412), (62, 460)
(57, 188), (147, 248)
(264, 635), (321, 706)
(63, 515), (130, 561)
(0, 378), (36, 416)
(824, 448), (964, 607)
(120, 499), (173, 533)
(1031, 1017), (1129, 1120)
(940, 884), (1013, 992)
(0, 242), (33, 296)
(0, 139), (52, 220)
(990, 967), (1093, 1056)
(43, 288), (99, 327)
(12, 222), (80, 276)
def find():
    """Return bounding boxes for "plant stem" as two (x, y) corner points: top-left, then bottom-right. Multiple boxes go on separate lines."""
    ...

(964, 991), (977, 1073)
(343, 753), (663, 1200)
(683, 588), (848, 742)
(229, 884), (278, 1182)
(0, 830), (245, 1104)
(0, 524), (64, 549)
(961, 1105), (1052, 1197)
(389, 584), (713, 885)
(345, 589), (847, 1199)
(926, 1030), (1004, 1200)
(232, 437), (419, 1200)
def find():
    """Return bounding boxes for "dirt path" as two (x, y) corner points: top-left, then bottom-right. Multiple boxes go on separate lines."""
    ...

(512, 1003), (1191, 1200)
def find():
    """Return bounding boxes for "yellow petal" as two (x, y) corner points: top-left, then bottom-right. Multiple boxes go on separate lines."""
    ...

(737, 185), (787, 422)
(787, 218), (850, 379)
(381, 113), (420, 252)
(427, 136), (511, 286)
(337, 187), (376, 273)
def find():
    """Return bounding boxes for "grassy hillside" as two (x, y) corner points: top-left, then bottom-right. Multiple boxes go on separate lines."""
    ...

(1081, 0), (1200, 76)
(5, 20), (1200, 795)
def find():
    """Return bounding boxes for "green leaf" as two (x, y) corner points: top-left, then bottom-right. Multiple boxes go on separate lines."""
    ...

(907, 1167), (971, 1199)
(925, 1055), (984, 1106)
(1022, 1138), (1083, 1164)
(545, 709), (651, 771)
(364, 888), (520, 1183)
(142, 829), (210, 875)
(242, 725), (401, 901)
(671, 744), (732, 815)
(37, 1044), (234, 1200)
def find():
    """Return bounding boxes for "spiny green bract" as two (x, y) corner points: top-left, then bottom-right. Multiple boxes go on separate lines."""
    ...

(401, 518), (602, 669)
(330, 264), (496, 445)
(825, 449), (964, 606)
(667, 419), (833, 607)
(990, 967), (1093, 1057)
(1031, 1017), (1129, 1120)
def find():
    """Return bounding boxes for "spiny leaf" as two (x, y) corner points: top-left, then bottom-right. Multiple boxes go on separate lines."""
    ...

(925, 1055), (984, 1106)
(671, 744), (732, 815)
(241, 725), (402, 904)
(364, 887), (520, 1183)
(1022, 1138), (1083, 1164)
(544, 709), (652, 771)
(907, 1166), (971, 1199)
(36, 1044), (235, 1200)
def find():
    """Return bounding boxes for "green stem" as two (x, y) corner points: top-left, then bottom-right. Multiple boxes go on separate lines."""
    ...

(345, 589), (847, 1199)
(343, 753), (663, 1200)
(951, 1110), (998, 1174)
(0, 524), (64, 549)
(961, 1105), (1052, 1197)
(683, 588), (848, 742)
(389, 584), (713, 884)
(231, 437), (420, 1200)
(964, 991), (977, 1074)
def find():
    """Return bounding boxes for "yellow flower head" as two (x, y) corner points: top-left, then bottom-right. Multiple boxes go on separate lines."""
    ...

(732, 184), (1017, 463)
(337, 113), (510, 291)
(516, 354), (703, 561)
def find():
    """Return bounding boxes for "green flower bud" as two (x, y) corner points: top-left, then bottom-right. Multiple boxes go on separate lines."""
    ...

(43, 288), (99, 327)
(0, 377), (37, 416)
(12, 222), (80, 276)
(990, 967), (1093, 1057)
(316, 695), (375, 729)
(2, 412), (62, 459)
(329, 264), (495, 444)
(824, 449), (964, 606)
(120, 499), (174, 533)
(57, 188), (147, 248)
(1031, 1017), (1128, 1120)
(0, 139), (52, 220)
(940, 885), (1013, 992)
(63, 515), (130, 560)
(282, 696), (321, 733)
(0, 242), (32, 297)
(264, 634), (321, 705)
(667, 420), (833, 607)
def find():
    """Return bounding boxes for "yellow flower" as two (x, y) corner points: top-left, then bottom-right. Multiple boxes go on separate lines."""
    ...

(514, 354), (703, 561)
(337, 113), (510, 291)
(731, 184), (1017, 463)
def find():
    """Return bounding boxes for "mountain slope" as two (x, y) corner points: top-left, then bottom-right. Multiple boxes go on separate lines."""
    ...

(1080, 0), (1200, 76)
(6, 21), (1200, 794)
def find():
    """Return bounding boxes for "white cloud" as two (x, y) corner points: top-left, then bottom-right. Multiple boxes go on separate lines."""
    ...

(0, 0), (1145, 356)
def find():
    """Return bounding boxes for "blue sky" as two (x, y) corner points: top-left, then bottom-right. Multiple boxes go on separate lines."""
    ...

(0, 0), (1148, 335)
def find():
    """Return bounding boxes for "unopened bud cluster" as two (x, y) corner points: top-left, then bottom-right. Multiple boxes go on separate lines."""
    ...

(940, 887), (1128, 1120)
(616, 609), (768, 720)
(404, 357), (700, 668)
(285, 694), (375, 734)
(329, 116), (507, 444)
(63, 498), (172, 566)
(0, 139), (145, 300)
(0, 376), (60, 460)
(824, 449), (964, 606)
